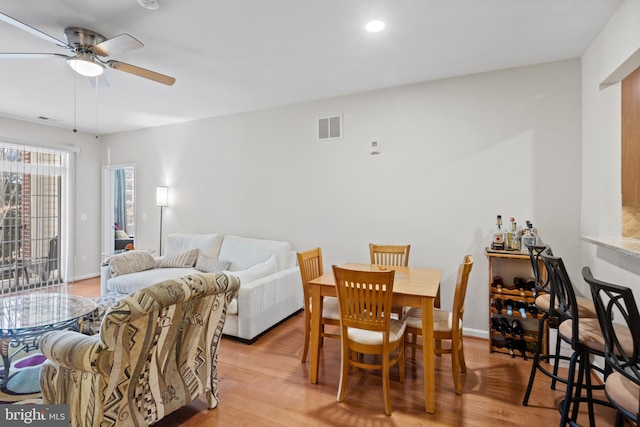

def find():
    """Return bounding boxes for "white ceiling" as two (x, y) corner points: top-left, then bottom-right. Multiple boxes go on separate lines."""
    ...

(0, 0), (624, 135)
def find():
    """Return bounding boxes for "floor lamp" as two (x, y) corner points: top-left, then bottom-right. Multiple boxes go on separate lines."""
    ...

(156, 186), (168, 255)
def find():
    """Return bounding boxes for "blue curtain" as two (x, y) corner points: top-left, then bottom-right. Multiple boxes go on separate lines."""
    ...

(114, 169), (126, 232)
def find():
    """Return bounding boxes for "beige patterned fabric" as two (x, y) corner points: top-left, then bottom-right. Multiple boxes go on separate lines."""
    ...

(107, 250), (157, 277)
(195, 255), (230, 273)
(39, 272), (240, 427)
(158, 248), (199, 268)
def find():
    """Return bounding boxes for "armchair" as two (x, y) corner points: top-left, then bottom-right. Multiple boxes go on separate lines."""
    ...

(39, 272), (240, 427)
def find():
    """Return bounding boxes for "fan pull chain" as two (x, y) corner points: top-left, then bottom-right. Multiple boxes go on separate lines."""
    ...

(95, 77), (99, 138)
(73, 72), (78, 133)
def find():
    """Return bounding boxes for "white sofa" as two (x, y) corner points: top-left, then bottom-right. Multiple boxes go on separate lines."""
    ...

(100, 233), (303, 343)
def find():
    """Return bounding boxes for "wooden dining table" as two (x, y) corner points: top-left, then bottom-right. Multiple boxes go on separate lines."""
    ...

(308, 263), (442, 414)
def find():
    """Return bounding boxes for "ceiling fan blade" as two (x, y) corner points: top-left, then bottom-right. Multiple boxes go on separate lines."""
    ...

(0, 12), (68, 48)
(0, 52), (68, 59)
(107, 60), (175, 86)
(93, 34), (143, 57)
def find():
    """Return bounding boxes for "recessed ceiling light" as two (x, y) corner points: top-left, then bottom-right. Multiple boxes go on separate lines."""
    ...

(365, 20), (385, 33)
(137, 0), (160, 10)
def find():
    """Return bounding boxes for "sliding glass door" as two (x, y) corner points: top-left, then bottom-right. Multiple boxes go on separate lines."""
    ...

(0, 143), (67, 294)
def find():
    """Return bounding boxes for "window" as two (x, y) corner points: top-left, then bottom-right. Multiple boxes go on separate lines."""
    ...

(0, 143), (68, 293)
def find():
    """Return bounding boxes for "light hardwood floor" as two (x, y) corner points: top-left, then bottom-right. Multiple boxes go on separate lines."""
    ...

(59, 277), (620, 426)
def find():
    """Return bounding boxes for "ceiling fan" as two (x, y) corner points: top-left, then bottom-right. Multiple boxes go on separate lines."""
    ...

(0, 11), (175, 86)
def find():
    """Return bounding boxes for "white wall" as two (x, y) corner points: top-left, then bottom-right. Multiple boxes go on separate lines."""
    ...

(581, 0), (640, 293)
(102, 59), (582, 334)
(0, 117), (102, 281)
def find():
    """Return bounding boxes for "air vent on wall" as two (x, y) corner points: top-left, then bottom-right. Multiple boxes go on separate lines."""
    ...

(317, 115), (342, 141)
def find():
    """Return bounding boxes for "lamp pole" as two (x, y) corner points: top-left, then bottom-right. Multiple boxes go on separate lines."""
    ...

(156, 186), (168, 255)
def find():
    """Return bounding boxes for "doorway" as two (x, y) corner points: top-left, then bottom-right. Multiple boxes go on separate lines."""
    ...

(102, 165), (135, 254)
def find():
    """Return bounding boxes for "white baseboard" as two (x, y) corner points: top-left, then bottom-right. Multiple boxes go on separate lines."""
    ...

(463, 327), (489, 339)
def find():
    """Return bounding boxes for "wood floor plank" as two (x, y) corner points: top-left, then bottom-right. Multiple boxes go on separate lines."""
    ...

(63, 277), (620, 426)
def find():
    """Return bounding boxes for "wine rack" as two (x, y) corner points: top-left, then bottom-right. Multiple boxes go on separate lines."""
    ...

(486, 249), (547, 359)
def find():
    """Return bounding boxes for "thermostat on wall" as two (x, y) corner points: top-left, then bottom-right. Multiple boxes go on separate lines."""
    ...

(370, 140), (380, 154)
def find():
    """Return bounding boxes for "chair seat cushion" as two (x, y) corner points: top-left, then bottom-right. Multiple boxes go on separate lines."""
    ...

(307, 296), (340, 320)
(605, 371), (640, 417)
(403, 307), (459, 333)
(534, 294), (597, 318)
(347, 319), (406, 345)
(321, 296), (340, 320)
(558, 318), (634, 354)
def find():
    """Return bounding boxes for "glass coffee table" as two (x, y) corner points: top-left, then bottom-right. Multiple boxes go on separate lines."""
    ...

(0, 293), (97, 386)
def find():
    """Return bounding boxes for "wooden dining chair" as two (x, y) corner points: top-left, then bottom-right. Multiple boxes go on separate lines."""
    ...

(297, 248), (340, 363)
(369, 243), (411, 267)
(369, 243), (411, 318)
(403, 255), (473, 395)
(332, 265), (406, 416)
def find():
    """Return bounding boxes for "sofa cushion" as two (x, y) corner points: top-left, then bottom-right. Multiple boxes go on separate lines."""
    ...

(164, 233), (224, 260)
(218, 235), (291, 271)
(107, 267), (200, 294)
(233, 254), (278, 284)
(195, 255), (231, 273)
(159, 249), (198, 268)
(108, 250), (156, 277)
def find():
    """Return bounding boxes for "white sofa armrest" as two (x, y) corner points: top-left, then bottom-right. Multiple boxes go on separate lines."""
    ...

(232, 266), (303, 341)
(100, 265), (111, 296)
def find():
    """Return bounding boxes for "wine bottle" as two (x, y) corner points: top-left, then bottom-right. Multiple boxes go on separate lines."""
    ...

(516, 339), (528, 360)
(492, 275), (505, 292)
(510, 319), (524, 338)
(494, 298), (503, 314)
(499, 317), (513, 335)
(505, 337), (516, 357)
(527, 303), (539, 317)
(525, 277), (538, 297)
(516, 300), (528, 318)
(491, 215), (505, 250)
(514, 276), (526, 296)
(504, 299), (515, 316)
(491, 317), (506, 336)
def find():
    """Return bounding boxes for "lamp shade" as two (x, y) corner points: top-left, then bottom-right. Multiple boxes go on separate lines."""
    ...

(67, 53), (105, 77)
(156, 186), (168, 207)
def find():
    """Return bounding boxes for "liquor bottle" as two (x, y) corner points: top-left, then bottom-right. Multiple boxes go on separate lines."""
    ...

(491, 215), (505, 250)
(521, 222), (536, 252)
(509, 218), (521, 251)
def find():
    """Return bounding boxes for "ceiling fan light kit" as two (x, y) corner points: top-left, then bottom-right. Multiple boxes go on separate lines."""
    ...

(66, 52), (105, 77)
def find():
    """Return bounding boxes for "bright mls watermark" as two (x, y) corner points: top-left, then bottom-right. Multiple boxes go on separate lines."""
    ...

(0, 404), (69, 426)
